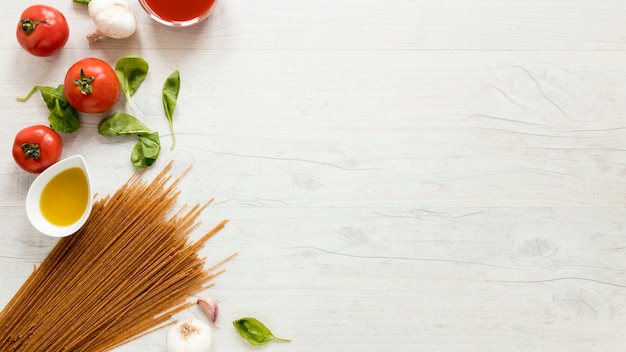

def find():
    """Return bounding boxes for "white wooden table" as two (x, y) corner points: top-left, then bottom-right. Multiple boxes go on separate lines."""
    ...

(1, 0), (626, 351)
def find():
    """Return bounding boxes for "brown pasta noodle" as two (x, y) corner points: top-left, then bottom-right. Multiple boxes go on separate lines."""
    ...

(0, 161), (235, 351)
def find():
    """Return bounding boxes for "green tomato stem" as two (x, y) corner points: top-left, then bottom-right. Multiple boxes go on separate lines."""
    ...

(21, 143), (41, 159)
(74, 69), (95, 95)
(21, 19), (46, 35)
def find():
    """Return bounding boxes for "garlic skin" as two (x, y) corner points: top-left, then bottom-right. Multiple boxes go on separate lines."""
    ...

(87, 0), (137, 42)
(166, 318), (213, 352)
(197, 297), (219, 325)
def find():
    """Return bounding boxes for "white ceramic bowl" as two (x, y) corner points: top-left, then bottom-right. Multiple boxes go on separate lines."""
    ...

(25, 155), (93, 237)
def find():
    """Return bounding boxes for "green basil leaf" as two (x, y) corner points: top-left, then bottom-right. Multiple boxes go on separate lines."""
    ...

(232, 317), (291, 346)
(131, 132), (161, 168)
(115, 55), (149, 108)
(72, 0), (90, 3)
(98, 112), (151, 136)
(49, 98), (81, 133)
(162, 70), (180, 149)
(34, 85), (66, 110)
(17, 85), (80, 133)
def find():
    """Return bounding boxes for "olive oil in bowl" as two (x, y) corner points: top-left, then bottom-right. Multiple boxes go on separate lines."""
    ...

(40, 167), (89, 226)
(26, 155), (92, 237)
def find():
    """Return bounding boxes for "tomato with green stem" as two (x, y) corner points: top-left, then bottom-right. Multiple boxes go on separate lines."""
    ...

(13, 125), (63, 174)
(16, 5), (69, 57)
(64, 58), (121, 114)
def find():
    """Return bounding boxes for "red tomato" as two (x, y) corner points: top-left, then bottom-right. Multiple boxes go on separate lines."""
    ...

(16, 5), (69, 57)
(64, 58), (121, 114)
(13, 125), (63, 174)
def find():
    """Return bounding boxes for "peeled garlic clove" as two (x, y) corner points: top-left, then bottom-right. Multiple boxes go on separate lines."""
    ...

(197, 297), (219, 325)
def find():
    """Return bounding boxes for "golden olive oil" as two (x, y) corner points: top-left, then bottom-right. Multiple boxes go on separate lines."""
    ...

(40, 167), (89, 226)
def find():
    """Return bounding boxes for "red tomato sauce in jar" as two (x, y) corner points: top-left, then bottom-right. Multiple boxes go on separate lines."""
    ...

(141, 0), (216, 24)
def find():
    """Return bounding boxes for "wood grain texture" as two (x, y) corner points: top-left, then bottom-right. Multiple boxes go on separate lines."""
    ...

(1, 0), (626, 351)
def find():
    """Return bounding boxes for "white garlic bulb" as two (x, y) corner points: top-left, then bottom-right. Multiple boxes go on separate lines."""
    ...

(87, 0), (137, 42)
(166, 318), (213, 352)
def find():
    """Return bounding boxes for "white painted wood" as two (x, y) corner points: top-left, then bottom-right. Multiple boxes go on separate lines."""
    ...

(1, 0), (626, 351)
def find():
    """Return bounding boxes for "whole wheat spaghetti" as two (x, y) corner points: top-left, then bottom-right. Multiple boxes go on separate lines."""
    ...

(0, 161), (235, 351)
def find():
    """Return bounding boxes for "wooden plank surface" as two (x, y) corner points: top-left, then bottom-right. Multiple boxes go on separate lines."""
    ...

(1, 0), (626, 351)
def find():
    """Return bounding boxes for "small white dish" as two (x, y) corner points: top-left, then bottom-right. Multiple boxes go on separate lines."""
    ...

(26, 155), (93, 237)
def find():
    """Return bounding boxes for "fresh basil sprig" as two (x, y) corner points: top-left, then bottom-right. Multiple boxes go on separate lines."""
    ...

(115, 55), (149, 108)
(17, 85), (80, 133)
(97, 54), (164, 169)
(162, 70), (180, 150)
(232, 317), (291, 346)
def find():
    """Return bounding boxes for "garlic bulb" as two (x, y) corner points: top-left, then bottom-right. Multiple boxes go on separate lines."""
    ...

(166, 318), (213, 352)
(87, 0), (137, 42)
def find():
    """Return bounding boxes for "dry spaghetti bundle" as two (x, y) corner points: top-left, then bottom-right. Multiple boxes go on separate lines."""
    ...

(0, 162), (234, 351)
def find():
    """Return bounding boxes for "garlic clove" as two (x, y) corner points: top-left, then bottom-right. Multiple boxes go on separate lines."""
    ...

(197, 297), (219, 325)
